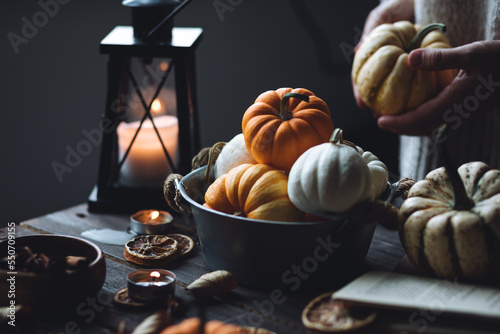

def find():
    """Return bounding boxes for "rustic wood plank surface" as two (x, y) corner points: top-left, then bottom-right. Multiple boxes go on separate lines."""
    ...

(20, 204), (406, 271)
(1, 204), (497, 334)
(16, 204), (347, 333)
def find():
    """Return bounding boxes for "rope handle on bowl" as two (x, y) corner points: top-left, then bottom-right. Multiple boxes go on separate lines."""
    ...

(164, 173), (191, 214)
(345, 177), (416, 230)
(163, 142), (226, 213)
(203, 142), (226, 184)
(394, 177), (416, 200)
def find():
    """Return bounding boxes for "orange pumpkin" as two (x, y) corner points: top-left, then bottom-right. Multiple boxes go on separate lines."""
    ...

(160, 318), (243, 334)
(242, 88), (334, 171)
(204, 164), (304, 222)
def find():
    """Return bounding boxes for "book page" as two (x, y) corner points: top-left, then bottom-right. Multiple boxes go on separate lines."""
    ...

(333, 271), (500, 320)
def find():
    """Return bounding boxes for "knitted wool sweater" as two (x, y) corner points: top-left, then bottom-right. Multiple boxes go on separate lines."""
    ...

(399, 0), (500, 180)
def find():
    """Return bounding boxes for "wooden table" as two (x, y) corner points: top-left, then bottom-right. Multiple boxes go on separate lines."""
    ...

(2, 204), (498, 333)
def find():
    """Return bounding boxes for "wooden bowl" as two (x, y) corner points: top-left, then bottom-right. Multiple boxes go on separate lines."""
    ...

(0, 234), (106, 307)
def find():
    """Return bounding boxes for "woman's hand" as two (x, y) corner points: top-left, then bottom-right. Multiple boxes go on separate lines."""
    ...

(377, 40), (500, 136)
(353, 0), (415, 109)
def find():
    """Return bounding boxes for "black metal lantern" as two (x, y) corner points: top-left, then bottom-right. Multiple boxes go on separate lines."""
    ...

(88, 0), (202, 213)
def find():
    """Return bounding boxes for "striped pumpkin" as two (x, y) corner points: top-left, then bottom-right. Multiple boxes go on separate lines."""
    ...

(352, 21), (456, 115)
(205, 163), (304, 222)
(399, 127), (500, 284)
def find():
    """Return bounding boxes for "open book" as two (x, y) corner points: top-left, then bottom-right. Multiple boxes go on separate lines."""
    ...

(333, 270), (500, 320)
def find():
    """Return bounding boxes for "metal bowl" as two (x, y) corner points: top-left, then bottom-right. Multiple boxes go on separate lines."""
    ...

(0, 235), (106, 306)
(178, 166), (387, 290)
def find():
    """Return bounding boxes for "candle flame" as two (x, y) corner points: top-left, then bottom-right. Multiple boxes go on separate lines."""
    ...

(150, 271), (161, 279)
(150, 211), (160, 220)
(160, 61), (169, 72)
(151, 99), (162, 114)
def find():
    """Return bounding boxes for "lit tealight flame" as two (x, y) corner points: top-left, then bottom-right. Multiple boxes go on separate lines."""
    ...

(151, 99), (162, 114)
(160, 61), (169, 72)
(150, 271), (161, 279)
(150, 210), (160, 221)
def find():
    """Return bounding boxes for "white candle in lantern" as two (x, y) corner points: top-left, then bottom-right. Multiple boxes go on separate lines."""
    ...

(117, 114), (178, 187)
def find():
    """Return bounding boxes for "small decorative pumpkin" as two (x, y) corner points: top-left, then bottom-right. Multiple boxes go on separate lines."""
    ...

(288, 129), (375, 215)
(399, 125), (500, 283)
(357, 146), (389, 200)
(242, 88), (334, 171)
(214, 133), (257, 179)
(352, 21), (456, 115)
(205, 163), (304, 222)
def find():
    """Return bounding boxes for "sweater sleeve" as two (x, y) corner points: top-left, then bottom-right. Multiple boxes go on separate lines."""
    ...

(487, 0), (500, 40)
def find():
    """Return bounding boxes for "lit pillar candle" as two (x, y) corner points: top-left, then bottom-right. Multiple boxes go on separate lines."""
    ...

(117, 114), (178, 187)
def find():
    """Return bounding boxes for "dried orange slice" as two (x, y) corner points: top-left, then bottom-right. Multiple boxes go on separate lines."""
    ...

(301, 291), (377, 332)
(167, 233), (194, 256)
(124, 235), (178, 267)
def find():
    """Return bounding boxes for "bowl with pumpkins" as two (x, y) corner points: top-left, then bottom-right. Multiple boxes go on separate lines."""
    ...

(176, 88), (395, 290)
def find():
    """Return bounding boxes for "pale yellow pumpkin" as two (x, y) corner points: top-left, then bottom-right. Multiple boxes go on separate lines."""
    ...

(352, 21), (457, 115)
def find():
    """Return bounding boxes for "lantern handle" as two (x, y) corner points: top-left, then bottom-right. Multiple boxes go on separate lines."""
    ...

(146, 0), (194, 39)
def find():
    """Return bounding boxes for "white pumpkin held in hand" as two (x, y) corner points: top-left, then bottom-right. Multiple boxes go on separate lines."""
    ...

(214, 133), (257, 179)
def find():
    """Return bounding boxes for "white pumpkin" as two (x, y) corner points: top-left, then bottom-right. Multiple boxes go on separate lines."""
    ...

(399, 125), (500, 283)
(288, 129), (375, 214)
(214, 133), (257, 179)
(357, 146), (389, 199)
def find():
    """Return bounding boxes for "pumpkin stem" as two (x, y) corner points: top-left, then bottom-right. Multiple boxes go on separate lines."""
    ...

(406, 23), (446, 52)
(330, 128), (343, 144)
(329, 128), (359, 152)
(279, 92), (310, 121)
(437, 124), (475, 210)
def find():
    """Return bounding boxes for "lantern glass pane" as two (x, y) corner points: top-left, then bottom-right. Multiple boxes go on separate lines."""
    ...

(115, 57), (179, 188)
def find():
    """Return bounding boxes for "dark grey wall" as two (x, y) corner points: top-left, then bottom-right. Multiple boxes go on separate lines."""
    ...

(1, 0), (398, 227)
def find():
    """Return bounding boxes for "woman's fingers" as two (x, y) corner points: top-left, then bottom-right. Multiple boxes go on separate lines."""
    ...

(408, 47), (471, 71)
(409, 41), (500, 72)
(377, 72), (479, 135)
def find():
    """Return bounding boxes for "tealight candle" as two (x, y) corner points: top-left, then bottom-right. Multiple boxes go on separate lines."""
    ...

(127, 269), (176, 303)
(130, 209), (173, 235)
